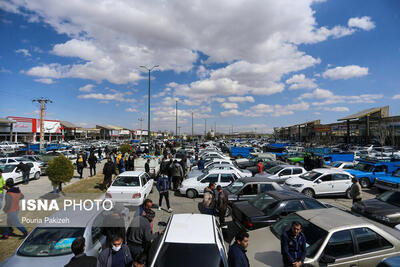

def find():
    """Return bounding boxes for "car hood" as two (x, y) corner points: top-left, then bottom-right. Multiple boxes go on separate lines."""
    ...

(182, 178), (198, 186)
(187, 170), (203, 178)
(355, 198), (400, 216)
(376, 175), (400, 183)
(234, 201), (264, 218)
(346, 169), (369, 176)
(0, 254), (72, 267)
(285, 177), (307, 185)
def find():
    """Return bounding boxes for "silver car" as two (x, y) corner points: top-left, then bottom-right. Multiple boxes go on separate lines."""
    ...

(0, 208), (113, 267)
(246, 208), (400, 267)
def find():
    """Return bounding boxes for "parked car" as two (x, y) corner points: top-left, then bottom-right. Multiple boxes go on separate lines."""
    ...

(0, 162), (41, 184)
(326, 161), (355, 169)
(352, 190), (400, 227)
(105, 171), (154, 206)
(246, 208), (400, 267)
(190, 158), (233, 172)
(232, 190), (328, 231)
(377, 256), (400, 267)
(224, 177), (283, 216)
(148, 214), (228, 267)
(245, 160), (286, 176)
(374, 168), (400, 192)
(254, 165), (306, 184)
(0, 208), (110, 267)
(179, 169), (240, 198)
(285, 168), (353, 199)
(0, 157), (21, 165)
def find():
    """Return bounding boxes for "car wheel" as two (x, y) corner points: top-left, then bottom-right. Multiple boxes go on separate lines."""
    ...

(34, 171), (40, 180)
(186, 189), (197, 199)
(345, 188), (352, 199)
(359, 178), (370, 188)
(225, 206), (232, 217)
(302, 188), (314, 198)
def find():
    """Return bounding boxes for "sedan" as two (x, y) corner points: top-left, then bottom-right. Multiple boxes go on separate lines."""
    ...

(1, 162), (41, 184)
(232, 190), (328, 231)
(105, 171), (154, 206)
(255, 165), (306, 184)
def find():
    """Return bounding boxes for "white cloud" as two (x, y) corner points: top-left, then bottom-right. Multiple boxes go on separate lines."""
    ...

(15, 48), (31, 57)
(227, 96), (255, 103)
(348, 16), (375, 31)
(78, 92), (136, 103)
(221, 109), (242, 117)
(393, 94), (400, 100)
(212, 97), (226, 103)
(34, 78), (54, 84)
(221, 102), (238, 109)
(125, 107), (138, 112)
(196, 65), (210, 78)
(78, 84), (95, 92)
(286, 74), (317, 90)
(0, 67), (12, 74)
(319, 106), (350, 112)
(322, 65), (369, 80)
(298, 88), (383, 106)
(241, 102), (309, 117)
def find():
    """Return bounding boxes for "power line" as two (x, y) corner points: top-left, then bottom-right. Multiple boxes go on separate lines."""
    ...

(32, 97), (53, 153)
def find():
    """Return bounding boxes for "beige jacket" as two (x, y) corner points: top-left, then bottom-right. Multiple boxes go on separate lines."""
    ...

(350, 182), (362, 199)
(203, 187), (215, 209)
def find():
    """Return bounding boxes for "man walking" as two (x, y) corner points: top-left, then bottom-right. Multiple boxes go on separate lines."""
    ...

(145, 159), (150, 174)
(88, 152), (97, 177)
(0, 170), (5, 222)
(16, 161), (30, 184)
(97, 234), (132, 267)
(203, 182), (216, 215)
(102, 157), (115, 190)
(64, 237), (97, 267)
(281, 221), (306, 267)
(350, 177), (363, 204)
(171, 160), (183, 190)
(1, 180), (28, 239)
(76, 154), (85, 179)
(216, 185), (228, 227)
(228, 232), (250, 267)
(156, 175), (172, 212)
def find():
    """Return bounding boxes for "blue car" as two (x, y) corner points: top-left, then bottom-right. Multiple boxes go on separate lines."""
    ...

(377, 256), (400, 267)
(375, 168), (400, 191)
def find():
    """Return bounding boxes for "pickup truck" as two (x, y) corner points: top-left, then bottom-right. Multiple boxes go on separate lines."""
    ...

(345, 159), (400, 188)
(374, 168), (400, 191)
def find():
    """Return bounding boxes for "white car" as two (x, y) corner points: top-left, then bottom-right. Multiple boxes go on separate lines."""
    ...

(0, 157), (22, 165)
(0, 162), (41, 184)
(180, 169), (240, 198)
(326, 161), (354, 169)
(191, 158), (233, 171)
(284, 168), (353, 198)
(254, 165), (307, 184)
(189, 163), (251, 179)
(148, 214), (228, 267)
(105, 171), (154, 206)
(201, 152), (230, 161)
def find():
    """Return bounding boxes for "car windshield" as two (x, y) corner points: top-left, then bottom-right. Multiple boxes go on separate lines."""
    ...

(196, 172), (208, 181)
(1, 165), (16, 173)
(393, 169), (400, 178)
(112, 176), (140, 186)
(153, 242), (223, 267)
(271, 213), (328, 258)
(248, 193), (279, 213)
(354, 163), (374, 172)
(376, 191), (400, 207)
(299, 171), (322, 181)
(17, 227), (85, 257)
(266, 166), (284, 175)
(226, 180), (245, 194)
(328, 162), (342, 167)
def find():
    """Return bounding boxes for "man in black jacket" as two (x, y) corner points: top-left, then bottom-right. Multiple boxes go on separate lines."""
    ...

(97, 234), (132, 267)
(16, 162), (30, 184)
(102, 158), (115, 190)
(88, 152), (97, 177)
(144, 159), (150, 174)
(64, 237), (96, 267)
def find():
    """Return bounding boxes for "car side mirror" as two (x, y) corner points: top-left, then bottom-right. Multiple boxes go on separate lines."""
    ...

(319, 254), (336, 264)
(315, 179), (322, 184)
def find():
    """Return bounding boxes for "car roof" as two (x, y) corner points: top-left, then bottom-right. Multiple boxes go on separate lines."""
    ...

(208, 169), (236, 174)
(267, 190), (309, 200)
(118, 171), (145, 176)
(237, 177), (279, 184)
(311, 168), (349, 174)
(165, 213), (216, 244)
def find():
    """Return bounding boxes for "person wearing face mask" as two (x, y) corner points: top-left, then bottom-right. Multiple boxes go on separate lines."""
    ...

(97, 234), (132, 267)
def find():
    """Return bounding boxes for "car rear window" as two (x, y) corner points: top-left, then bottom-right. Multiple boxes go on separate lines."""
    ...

(112, 176), (140, 186)
(17, 227), (85, 257)
(153, 242), (223, 267)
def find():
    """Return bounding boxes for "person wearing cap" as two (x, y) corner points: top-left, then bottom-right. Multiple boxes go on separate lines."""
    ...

(1, 179), (28, 239)
(126, 209), (163, 260)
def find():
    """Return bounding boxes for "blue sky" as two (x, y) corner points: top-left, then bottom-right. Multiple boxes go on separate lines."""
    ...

(1, 0), (400, 134)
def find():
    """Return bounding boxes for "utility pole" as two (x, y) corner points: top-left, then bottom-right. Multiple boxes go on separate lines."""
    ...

(178, 126), (181, 137)
(204, 119), (207, 138)
(214, 121), (217, 136)
(140, 65), (159, 153)
(191, 112), (194, 138)
(32, 97), (53, 153)
(138, 118), (144, 141)
(175, 100), (178, 138)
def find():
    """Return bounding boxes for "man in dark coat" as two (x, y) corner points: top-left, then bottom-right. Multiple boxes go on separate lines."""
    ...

(145, 159), (150, 174)
(228, 232), (250, 267)
(216, 185), (228, 227)
(88, 152), (97, 177)
(101, 205), (127, 248)
(64, 237), (96, 267)
(281, 221), (307, 267)
(97, 234), (132, 267)
(102, 157), (115, 190)
(16, 162), (30, 184)
(76, 154), (85, 179)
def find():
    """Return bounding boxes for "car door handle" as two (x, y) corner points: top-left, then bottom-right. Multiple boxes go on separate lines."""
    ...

(98, 247), (102, 252)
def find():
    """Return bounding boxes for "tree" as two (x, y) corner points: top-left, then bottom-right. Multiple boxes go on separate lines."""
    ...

(119, 144), (133, 154)
(46, 154), (74, 193)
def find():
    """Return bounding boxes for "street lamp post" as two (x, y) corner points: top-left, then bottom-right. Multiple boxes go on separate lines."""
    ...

(140, 65), (159, 154)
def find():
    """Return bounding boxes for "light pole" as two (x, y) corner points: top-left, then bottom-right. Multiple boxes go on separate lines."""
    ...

(176, 100), (178, 138)
(140, 65), (159, 153)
